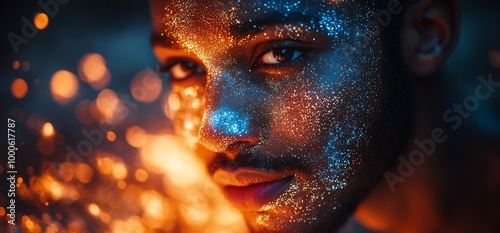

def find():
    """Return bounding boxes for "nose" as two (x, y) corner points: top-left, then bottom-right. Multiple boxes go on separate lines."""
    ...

(198, 72), (264, 157)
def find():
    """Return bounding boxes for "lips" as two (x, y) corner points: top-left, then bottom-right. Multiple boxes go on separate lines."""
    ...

(213, 169), (294, 210)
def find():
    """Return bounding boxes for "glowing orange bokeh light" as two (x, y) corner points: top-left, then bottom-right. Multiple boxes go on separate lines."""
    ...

(96, 89), (122, 121)
(42, 122), (54, 137)
(88, 203), (100, 216)
(12, 60), (21, 70)
(50, 70), (79, 104)
(125, 126), (148, 148)
(34, 12), (49, 30)
(11, 78), (28, 99)
(106, 131), (117, 141)
(78, 53), (111, 90)
(130, 69), (162, 103)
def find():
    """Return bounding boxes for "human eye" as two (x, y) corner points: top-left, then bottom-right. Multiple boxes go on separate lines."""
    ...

(159, 59), (206, 81)
(253, 40), (315, 67)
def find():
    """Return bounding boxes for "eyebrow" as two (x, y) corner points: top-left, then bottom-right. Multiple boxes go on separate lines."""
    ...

(151, 32), (180, 48)
(151, 11), (321, 47)
(231, 11), (320, 34)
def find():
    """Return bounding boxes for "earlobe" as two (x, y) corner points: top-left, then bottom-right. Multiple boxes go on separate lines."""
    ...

(401, 0), (459, 78)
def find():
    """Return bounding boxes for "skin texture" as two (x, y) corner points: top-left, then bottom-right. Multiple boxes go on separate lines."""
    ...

(150, 0), (412, 232)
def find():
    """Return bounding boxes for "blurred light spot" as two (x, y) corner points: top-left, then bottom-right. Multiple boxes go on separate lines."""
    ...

(490, 50), (500, 68)
(23, 215), (35, 230)
(100, 212), (111, 223)
(125, 126), (147, 148)
(164, 93), (181, 119)
(130, 69), (162, 103)
(17, 177), (23, 183)
(12, 60), (20, 70)
(140, 135), (203, 187)
(179, 197), (210, 225)
(111, 216), (145, 233)
(75, 100), (94, 124)
(11, 78), (28, 99)
(134, 169), (148, 182)
(42, 122), (54, 137)
(0, 207), (5, 216)
(75, 163), (94, 183)
(112, 163), (127, 180)
(140, 190), (174, 229)
(44, 202), (49, 206)
(22, 61), (30, 71)
(106, 131), (116, 141)
(88, 203), (100, 216)
(34, 12), (49, 30)
(58, 162), (74, 182)
(96, 89), (124, 122)
(50, 70), (79, 104)
(117, 180), (127, 189)
(96, 156), (114, 175)
(78, 53), (111, 90)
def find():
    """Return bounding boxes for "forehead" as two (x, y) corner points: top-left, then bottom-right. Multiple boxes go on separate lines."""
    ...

(150, 0), (377, 66)
(150, 0), (375, 38)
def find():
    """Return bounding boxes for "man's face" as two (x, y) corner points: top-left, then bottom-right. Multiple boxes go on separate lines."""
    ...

(151, 0), (410, 232)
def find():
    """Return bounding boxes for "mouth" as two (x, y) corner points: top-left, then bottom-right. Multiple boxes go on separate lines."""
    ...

(213, 168), (295, 210)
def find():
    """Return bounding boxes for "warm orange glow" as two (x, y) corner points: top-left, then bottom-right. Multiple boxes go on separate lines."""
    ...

(117, 180), (127, 189)
(58, 162), (74, 182)
(23, 215), (35, 230)
(111, 216), (145, 233)
(112, 162), (127, 180)
(125, 126), (148, 148)
(0, 207), (5, 216)
(78, 53), (111, 90)
(140, 135), (203, 186)
(100, 212), (111, 223)
(34, 12), (49, 30)
(96, 156), (114, 175)
(50, 70), (79, 104)
(12, 60), (20, 70)
(130, 69), (162, 103)
(42, 122), (55, 137)
(134, 169), (148, 182)
(88, 203), (100, 216)
(11, 78), (28, 99)
(140, 190), (173, 229)
(106, 131), (117, 141)
(75, 163), (94, 183)
(18, 177), (23, 183)
(96, 89), (122, 121)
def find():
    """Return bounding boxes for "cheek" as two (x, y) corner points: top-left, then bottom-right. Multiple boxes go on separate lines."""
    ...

(268, 87), (325, 147)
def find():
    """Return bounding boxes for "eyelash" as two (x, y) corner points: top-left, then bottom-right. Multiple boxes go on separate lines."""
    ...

(159, 40), (315, 80)
(252, 40), (315, 68)
(158, 59), (206, 81)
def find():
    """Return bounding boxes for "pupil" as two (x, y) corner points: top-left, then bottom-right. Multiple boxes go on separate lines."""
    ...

(181, 61), (195, 72)
(273, 48), (294, 62)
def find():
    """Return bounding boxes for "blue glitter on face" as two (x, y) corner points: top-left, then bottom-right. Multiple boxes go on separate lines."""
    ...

(209, 107), (250, 137)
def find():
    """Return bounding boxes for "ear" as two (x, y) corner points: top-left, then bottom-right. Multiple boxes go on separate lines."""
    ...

(400, 0), (459, 78)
